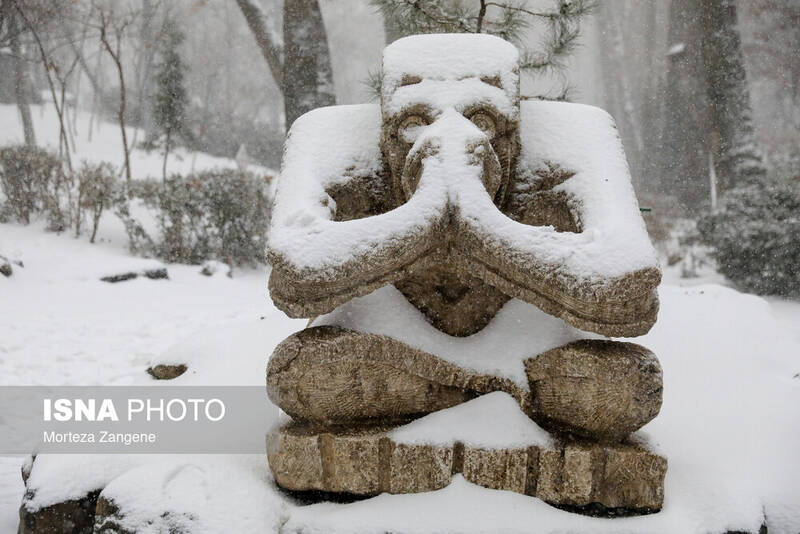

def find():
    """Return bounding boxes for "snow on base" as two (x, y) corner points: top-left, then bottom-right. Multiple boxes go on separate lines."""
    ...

(312, 285), (592, 389)
(390, 392), (554, 448)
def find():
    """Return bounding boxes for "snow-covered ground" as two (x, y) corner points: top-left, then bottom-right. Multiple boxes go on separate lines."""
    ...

(1, 220), (799, 533)
(1, 104), (799, 533)
(0, 102), (269, 179)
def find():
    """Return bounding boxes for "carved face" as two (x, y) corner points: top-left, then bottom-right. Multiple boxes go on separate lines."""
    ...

(380, 35), (521, 210)
(373, 35), (524, 336)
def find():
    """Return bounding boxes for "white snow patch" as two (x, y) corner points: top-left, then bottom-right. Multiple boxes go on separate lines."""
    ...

(313, 285), (590, 389)
(382, 34), (519, 116)
(667, 42), (686, 56)
(22, 454), (151, 509)
(390, 392), (554, 448)
(94, 455), (285, 534)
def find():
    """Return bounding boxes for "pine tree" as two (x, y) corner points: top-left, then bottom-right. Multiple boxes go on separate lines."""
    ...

(153, 19), (189, 181)
(370, 0), (595, 100)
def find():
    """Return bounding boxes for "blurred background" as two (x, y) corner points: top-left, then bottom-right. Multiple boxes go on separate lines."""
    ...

(0, 0), (798, 297)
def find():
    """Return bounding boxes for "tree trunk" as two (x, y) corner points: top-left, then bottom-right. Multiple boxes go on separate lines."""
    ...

(8, 9), (35, 146)
(100, 30), (133, 194)
(162, 130), (170, 183)
(137, 0), (157, 139)
(700, 0), (766, 191)
(236, 0), (284, 90)
(595, 3), (642, 189)
(282, 0), (335, 130)
(657, 0), (712, 210)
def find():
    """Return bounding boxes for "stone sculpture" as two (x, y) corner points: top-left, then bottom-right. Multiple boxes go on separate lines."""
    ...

(266, 33), (667, 515)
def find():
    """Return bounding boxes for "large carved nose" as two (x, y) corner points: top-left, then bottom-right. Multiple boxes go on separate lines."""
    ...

(400, 112), (502, 202)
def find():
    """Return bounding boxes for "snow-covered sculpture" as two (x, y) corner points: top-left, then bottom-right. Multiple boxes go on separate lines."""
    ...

(267, 34), (666, 514)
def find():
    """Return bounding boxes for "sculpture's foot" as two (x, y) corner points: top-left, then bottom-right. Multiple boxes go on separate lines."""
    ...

(526, 340), (663, 442)
(266, 418), (667, 514)
(267, 325), (528, 425)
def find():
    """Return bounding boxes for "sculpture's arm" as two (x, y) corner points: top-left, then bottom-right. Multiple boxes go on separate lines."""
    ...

(268, 104), (446, 316)
(455, 101), (661, 336)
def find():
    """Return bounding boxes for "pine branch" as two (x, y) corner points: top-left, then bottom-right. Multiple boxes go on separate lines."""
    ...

(371, 0), (474, 35)
(371, 0), (596, 101)
(363, 69), (382, 101)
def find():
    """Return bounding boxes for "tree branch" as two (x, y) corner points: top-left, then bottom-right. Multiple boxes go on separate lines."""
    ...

(476, 0), (487, 33)
(236, 0), (283, 89)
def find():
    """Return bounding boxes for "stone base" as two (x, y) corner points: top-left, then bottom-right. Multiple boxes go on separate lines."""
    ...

(267, 421), (668, 513)
(18, 491), (100, 534)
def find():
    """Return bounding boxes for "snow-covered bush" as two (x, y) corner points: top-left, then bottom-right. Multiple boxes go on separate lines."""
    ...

(75, 162), (118, 243)
(0, 144), (68, 229)
(116, 169), (271, 266)
(697, 181), (800, 297)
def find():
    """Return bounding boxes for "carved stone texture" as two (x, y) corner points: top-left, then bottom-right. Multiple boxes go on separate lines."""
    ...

(268, 34), (663, 339)
(394, 259), (511, 337)
(525, 340), (663, 442)
(266, 422), (667, 513)
(267, 326), (529, 425)
(268, 226), (661, 338)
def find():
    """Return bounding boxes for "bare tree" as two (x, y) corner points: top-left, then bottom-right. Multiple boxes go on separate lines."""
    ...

(236, 0), (335, 130)
(94, 1), (136, 193)
(282, 0), (335, 128)
(3, 2), (35, 146)
(13, 0), (75, 169)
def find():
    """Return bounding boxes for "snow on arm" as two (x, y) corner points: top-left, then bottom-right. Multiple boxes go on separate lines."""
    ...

(457, 101), (659, 295)
(267, 104), (446, 277)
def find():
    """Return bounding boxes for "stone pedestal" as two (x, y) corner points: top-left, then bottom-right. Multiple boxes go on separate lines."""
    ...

(267, 421), (667, 513)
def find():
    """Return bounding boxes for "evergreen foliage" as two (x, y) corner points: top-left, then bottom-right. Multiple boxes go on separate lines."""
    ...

(370, 0), (595, 99)
(697, 180), (800, 297)
(152, 18), (190, 176)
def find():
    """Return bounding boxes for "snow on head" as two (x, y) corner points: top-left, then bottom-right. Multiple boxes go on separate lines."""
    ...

(382, 34), (520, 119)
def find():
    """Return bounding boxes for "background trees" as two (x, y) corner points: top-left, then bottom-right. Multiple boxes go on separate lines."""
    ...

(372, 0), (595, 99)
(236, 0), (335, 130)
(0, 0), (797, 292)
(151, 18), (189, 181)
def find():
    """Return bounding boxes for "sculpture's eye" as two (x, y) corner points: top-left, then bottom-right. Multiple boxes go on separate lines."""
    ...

(398, 115), (428, 143)
(468, 112), (497, 138)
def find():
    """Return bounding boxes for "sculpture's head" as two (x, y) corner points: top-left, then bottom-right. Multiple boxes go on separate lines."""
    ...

(268, 33), (661, 340)
(380, 34), (520, 208)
